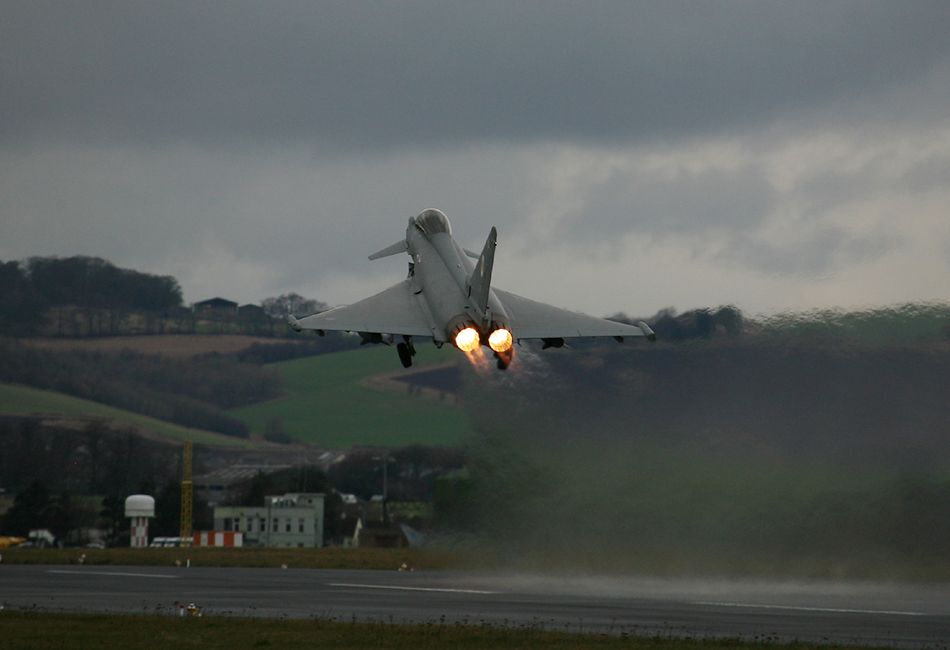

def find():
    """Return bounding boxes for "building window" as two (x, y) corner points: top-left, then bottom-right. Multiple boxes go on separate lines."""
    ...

(272, 518), (278, 532)
(223, 518), (232, 530)
(247, 518), (254, 533)
(233, 518), (240, 531)
(298, 518), (305, 533)
(285, 518), (291, 532)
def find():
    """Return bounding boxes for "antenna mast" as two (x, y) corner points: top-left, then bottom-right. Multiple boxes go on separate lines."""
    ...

(179, 440), (193, 541)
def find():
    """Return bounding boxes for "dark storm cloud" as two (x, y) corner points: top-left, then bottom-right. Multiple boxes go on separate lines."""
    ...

(533, 160), (893, 276)
(2, 2), (949, 313)
(726, 228), (892, 277)
(567, 165), (775, 239)
(3, 1), (950, 152)
(790, 141), (950, 220)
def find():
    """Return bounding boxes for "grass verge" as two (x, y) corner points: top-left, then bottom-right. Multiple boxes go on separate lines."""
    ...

(0, 612), (889, 650)
(0, 546), (460, 571)
(7, 545), (950, 582)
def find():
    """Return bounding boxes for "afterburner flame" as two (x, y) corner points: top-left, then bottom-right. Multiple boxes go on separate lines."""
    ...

(488, 328), (513, 353)
(454, 327), (480, 352)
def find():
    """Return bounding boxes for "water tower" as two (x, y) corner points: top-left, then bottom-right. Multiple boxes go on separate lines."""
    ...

(125, 494), (155, 548)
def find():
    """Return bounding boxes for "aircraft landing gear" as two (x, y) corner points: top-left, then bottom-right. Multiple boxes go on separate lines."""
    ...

(397, 343), (412, 368)
(397, 338), (416, 368)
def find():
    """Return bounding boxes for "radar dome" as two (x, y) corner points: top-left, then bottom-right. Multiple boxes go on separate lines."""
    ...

(124, 494), (155, 518)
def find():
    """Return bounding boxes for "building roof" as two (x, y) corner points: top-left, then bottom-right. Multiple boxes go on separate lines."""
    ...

(193, 297), (238, 308)
(269, 492), (325, 507)
(238, 303), (270, 321)
(194, 464), (291, 488)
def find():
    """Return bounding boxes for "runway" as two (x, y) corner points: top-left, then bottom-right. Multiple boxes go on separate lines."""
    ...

(2, 565), (950, 647)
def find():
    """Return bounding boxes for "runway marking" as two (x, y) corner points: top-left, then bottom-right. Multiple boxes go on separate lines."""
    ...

(47, 570), (179, 579)
(329, 582), (496, 595)
(692, 601), (929, 617)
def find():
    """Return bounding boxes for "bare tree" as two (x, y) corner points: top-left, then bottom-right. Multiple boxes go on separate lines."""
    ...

(261, 293), (326, 318)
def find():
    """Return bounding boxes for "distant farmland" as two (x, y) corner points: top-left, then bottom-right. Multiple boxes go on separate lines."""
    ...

(230, 346), (475, 448)
(19, 334), (289, 358)
(0, 383), (255, 447)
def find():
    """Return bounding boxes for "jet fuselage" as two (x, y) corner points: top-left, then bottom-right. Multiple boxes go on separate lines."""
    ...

(404, 211), (510, 343)
(402, 210), (514, 366)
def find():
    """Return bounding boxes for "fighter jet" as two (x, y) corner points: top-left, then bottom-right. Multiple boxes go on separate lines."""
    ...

(289, 208), (655, 369)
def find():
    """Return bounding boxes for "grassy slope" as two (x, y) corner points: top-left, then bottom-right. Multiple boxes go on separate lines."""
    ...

(19, 334), (290, 358)
(230, 345), (475, 448)
(0, 383), (254, 448)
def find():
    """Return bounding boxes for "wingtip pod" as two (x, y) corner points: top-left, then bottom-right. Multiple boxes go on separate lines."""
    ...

(637, 321), (657, 341)
(288, 313), (326, 336)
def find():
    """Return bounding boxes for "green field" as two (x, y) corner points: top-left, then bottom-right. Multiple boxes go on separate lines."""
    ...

(0, 612), (887, 650)
(0, 383), (254, 448)
(230, 346), (475, 448)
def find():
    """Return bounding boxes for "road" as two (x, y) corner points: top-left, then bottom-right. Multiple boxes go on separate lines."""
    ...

(2, 565), (949, 647)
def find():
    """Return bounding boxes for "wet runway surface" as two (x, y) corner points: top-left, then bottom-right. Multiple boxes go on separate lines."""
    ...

(2, 565), (949, 647)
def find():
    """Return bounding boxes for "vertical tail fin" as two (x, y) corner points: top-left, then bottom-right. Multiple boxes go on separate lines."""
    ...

(468, 227), (497, 316)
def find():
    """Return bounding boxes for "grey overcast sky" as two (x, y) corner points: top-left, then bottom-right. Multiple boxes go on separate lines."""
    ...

(2, 1), (949, 316)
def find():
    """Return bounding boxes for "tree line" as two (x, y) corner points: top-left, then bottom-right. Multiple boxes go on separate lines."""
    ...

(0, 417), (212, 545)
(0, 417), (465, 546)
(0, 257), (182, 335)
(0, 255), (332, 338)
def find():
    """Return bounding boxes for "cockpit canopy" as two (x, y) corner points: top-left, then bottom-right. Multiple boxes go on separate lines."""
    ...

(415, 208), (452, 235)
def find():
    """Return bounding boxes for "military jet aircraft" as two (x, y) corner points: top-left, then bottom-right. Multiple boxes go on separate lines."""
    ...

(289, 208), (655, 369)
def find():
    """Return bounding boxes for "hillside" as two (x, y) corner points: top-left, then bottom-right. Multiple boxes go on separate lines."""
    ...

(757, 302), (950, 344)
(0, 332), (472, 450)
(230, 345), (475, 448)
(0, 383), (254, 447)
(19, 334), (292, 358)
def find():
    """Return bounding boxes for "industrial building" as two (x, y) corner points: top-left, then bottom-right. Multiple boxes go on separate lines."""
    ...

(212, 493), (324, 548)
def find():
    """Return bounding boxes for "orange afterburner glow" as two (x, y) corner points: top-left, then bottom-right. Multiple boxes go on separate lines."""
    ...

(454, 327), (480, 352)
(488, 328), (513, 353)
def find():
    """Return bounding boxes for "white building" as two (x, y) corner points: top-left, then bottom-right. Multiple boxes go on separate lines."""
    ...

(213, 493), (324, 548)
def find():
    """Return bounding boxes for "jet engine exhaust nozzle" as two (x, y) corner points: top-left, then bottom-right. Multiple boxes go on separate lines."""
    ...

(454, 327), (480, 352)
(488, 328), (513, 353)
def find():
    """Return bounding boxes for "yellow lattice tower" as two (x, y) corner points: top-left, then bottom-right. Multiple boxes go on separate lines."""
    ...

(179, 440), (193, 540)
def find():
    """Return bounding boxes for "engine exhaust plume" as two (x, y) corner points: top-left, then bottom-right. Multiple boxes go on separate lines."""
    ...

(488, 328), (513, 353)
(464, 344), (492, 373)
(455, 327), (480, 352)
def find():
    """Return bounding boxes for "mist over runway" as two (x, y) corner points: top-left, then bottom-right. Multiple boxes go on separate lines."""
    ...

(2, 565), (950, 647)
